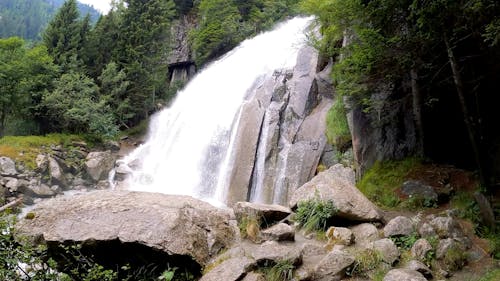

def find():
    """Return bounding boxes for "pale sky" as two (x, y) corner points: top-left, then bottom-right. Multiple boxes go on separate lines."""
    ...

(78, 0), (112, 14)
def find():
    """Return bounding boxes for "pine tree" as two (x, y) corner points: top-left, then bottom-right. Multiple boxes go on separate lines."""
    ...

(42, 0), (83, 72)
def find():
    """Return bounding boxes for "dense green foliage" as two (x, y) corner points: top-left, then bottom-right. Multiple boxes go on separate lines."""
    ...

(0, 0), (99, 41)
(0, 0), (301, 139)
(303, 0), (500, 187)
(190, 0), (301, 66)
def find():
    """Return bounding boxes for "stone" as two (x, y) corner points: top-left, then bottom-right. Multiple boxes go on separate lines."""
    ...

(16, 190), (237, 267)
(84, 151), (116, 182)
(249, 241), (301, 265)
(313, 249), (355, 281)
(241, 272), (266, 281)
(289, 164), (382, 222)
(411, 239), (433, 261)
(260, 223), (295, 242)
(384, 216), (414, 237)
(233, 202), (291, 226)
(401, 180), (438, 203)
(0, 157), (17, 176)
(300, 242), (327, 257)
(350, 223), (380, 245)
(326, 227), (354, 246)
(347, 81), (418, 176)
(200, 256), (254, 281)
(35, 154), (48, 172)
(224, 98), (266, 205)
(383, 268), (427, 281)
(436, 238), (465, 260)
(418, 222), (436, 238)
(48, 157), (68, 187)
(429, 216), (464, 238)
(18, 183), (56, 198)
(372, 238), (400, 265)
(104, 140), (120, 151)
(406, 260), (433, 279)
(473, 192), (496, 229)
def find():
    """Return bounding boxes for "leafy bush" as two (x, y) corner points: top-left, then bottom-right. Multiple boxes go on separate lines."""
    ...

(295, 198), (338, 232)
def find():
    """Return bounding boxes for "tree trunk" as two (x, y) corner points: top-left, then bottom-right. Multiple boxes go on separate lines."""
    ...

(410, 68), (424, 156)
(444, 34), (485, 185)
(0, 106), (6, 137)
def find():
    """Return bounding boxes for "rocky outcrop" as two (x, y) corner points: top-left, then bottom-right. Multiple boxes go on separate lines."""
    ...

(16, 190), (238, 267)
(224, 44), (334, 206)
(289, 164), (382, 222)
(232, 201), (291, 226)
(84, 151), (116, 181)
(346, 82), (418, 176)
(167, 15), (197, 86)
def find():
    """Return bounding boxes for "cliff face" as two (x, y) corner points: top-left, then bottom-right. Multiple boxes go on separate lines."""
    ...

(347, 81), (418, 176)
(224, 44), (334, 206)
(167, 14), (197, 86)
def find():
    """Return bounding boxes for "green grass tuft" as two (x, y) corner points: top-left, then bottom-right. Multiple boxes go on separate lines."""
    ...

(265, 259), (295, 281)
(295, 198), (338, 232)
(475, 268), (500, 281)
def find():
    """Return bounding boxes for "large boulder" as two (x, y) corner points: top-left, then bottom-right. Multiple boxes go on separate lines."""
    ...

(15, 190), (237, 267)
(313, 249), (355, 281)
(289, 164), (382, 222)
(383, 268), (427, 281)
(384, 216), (414, 237)
(0, 156), (17, 176)
(233, 201), (291, 226)
(48, 157), (68, 187)
(84, 151), (116, 181)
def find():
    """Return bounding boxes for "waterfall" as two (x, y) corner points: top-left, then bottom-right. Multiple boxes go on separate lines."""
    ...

(121, 17), (313, 206)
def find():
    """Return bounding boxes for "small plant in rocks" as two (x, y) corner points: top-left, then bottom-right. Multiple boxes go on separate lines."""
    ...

(295, 198), (338, 232)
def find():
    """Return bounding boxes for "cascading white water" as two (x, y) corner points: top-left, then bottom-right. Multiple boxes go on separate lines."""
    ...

(122, 17), (312, 205)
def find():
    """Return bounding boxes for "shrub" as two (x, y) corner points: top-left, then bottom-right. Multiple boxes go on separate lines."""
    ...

(295, 198), (338, 232)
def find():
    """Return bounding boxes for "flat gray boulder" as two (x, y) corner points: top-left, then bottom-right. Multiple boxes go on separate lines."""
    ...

(384, 216), (414, 237)
(15, 190), (237, 267)
(233, 201), (292, 225)
(383, 268), (427, 281)
(0, 156), (17, 176)
(289, 164), (382, 221)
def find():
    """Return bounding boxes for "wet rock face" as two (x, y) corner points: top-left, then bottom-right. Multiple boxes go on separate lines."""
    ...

(225, 44), (334, 206)
(16, 190), (238, 267)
